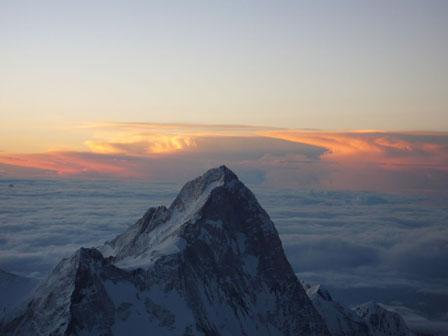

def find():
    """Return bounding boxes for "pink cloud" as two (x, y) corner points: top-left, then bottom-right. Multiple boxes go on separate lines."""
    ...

(1, 124), (447, 194)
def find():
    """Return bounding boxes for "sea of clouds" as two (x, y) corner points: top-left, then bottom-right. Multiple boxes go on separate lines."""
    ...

(0, 177), (447, 333)
(255, 187), (448, 333)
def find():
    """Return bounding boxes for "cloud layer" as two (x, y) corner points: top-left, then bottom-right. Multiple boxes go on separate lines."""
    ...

(0, 123), (447, 194)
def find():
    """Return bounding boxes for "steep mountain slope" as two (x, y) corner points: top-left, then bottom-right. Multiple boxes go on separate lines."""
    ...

(354, 302), (414, 336)
(1, 166), (330, 336)
(304, 284), (370, 336)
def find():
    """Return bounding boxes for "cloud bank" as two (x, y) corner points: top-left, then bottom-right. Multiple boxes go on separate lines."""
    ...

(0, 123), (447, 194)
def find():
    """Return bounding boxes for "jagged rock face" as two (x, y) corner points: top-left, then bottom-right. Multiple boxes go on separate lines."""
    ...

(1, 166), (330, 336)
(304, 284), (370, 336)
(354, 302), (413, 336)
(2, 248), (132, 335)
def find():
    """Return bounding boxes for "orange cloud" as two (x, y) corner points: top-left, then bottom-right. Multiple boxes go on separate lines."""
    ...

(80, 122), (265, 156)
(0, 152), (137, 177)
(84, 135), (197, 155)
(264, 131), (381, 157)
(1, 123), (447, 194)
(264, 130), (448, 171)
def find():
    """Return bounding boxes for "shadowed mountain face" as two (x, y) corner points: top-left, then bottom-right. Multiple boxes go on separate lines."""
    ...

(1, 166), (330, 336)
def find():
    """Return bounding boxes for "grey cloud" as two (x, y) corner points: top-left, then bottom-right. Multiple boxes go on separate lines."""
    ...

(385, 233), (448, 279)
(192, 136), (326, 160)
(283, 237), (380, 271)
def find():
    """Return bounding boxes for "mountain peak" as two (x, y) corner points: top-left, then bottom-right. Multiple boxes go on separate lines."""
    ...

(186, 165), (238, 188)
(1, 167), (419, 336)
(305, 283), (333, 302)
(2, 166), (331, 336)
(305, 283), (370, 336)
(101, 165), (274, 270)
(208, 164), (237, 181)
(74, 247), (104, 263)
(168, 165), (239, 213)
(354, 302), (413, 336)
(205, 164), (237, 180)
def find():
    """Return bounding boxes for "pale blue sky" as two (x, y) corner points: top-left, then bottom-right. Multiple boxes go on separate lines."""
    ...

(1, 0), (448, 138)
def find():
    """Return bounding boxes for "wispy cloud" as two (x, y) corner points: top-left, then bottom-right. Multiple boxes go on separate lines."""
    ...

(0, 152), (136, 177)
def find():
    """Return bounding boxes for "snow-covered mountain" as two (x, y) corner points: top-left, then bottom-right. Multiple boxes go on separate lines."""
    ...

(354, 302), (414, 336)
(304, 283), (370, 336)
(1, 166), (330, 336)
(304, 283), (417, 336)
(0, 269), (38, 320)
(0, 166), (420, 336)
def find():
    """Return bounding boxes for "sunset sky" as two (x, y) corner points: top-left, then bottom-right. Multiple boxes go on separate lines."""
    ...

(1, 0), (448, 192)
(1, 3), (448, 331)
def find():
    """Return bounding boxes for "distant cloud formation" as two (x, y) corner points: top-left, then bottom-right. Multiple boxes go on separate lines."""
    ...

(0, 123), (447, 194)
